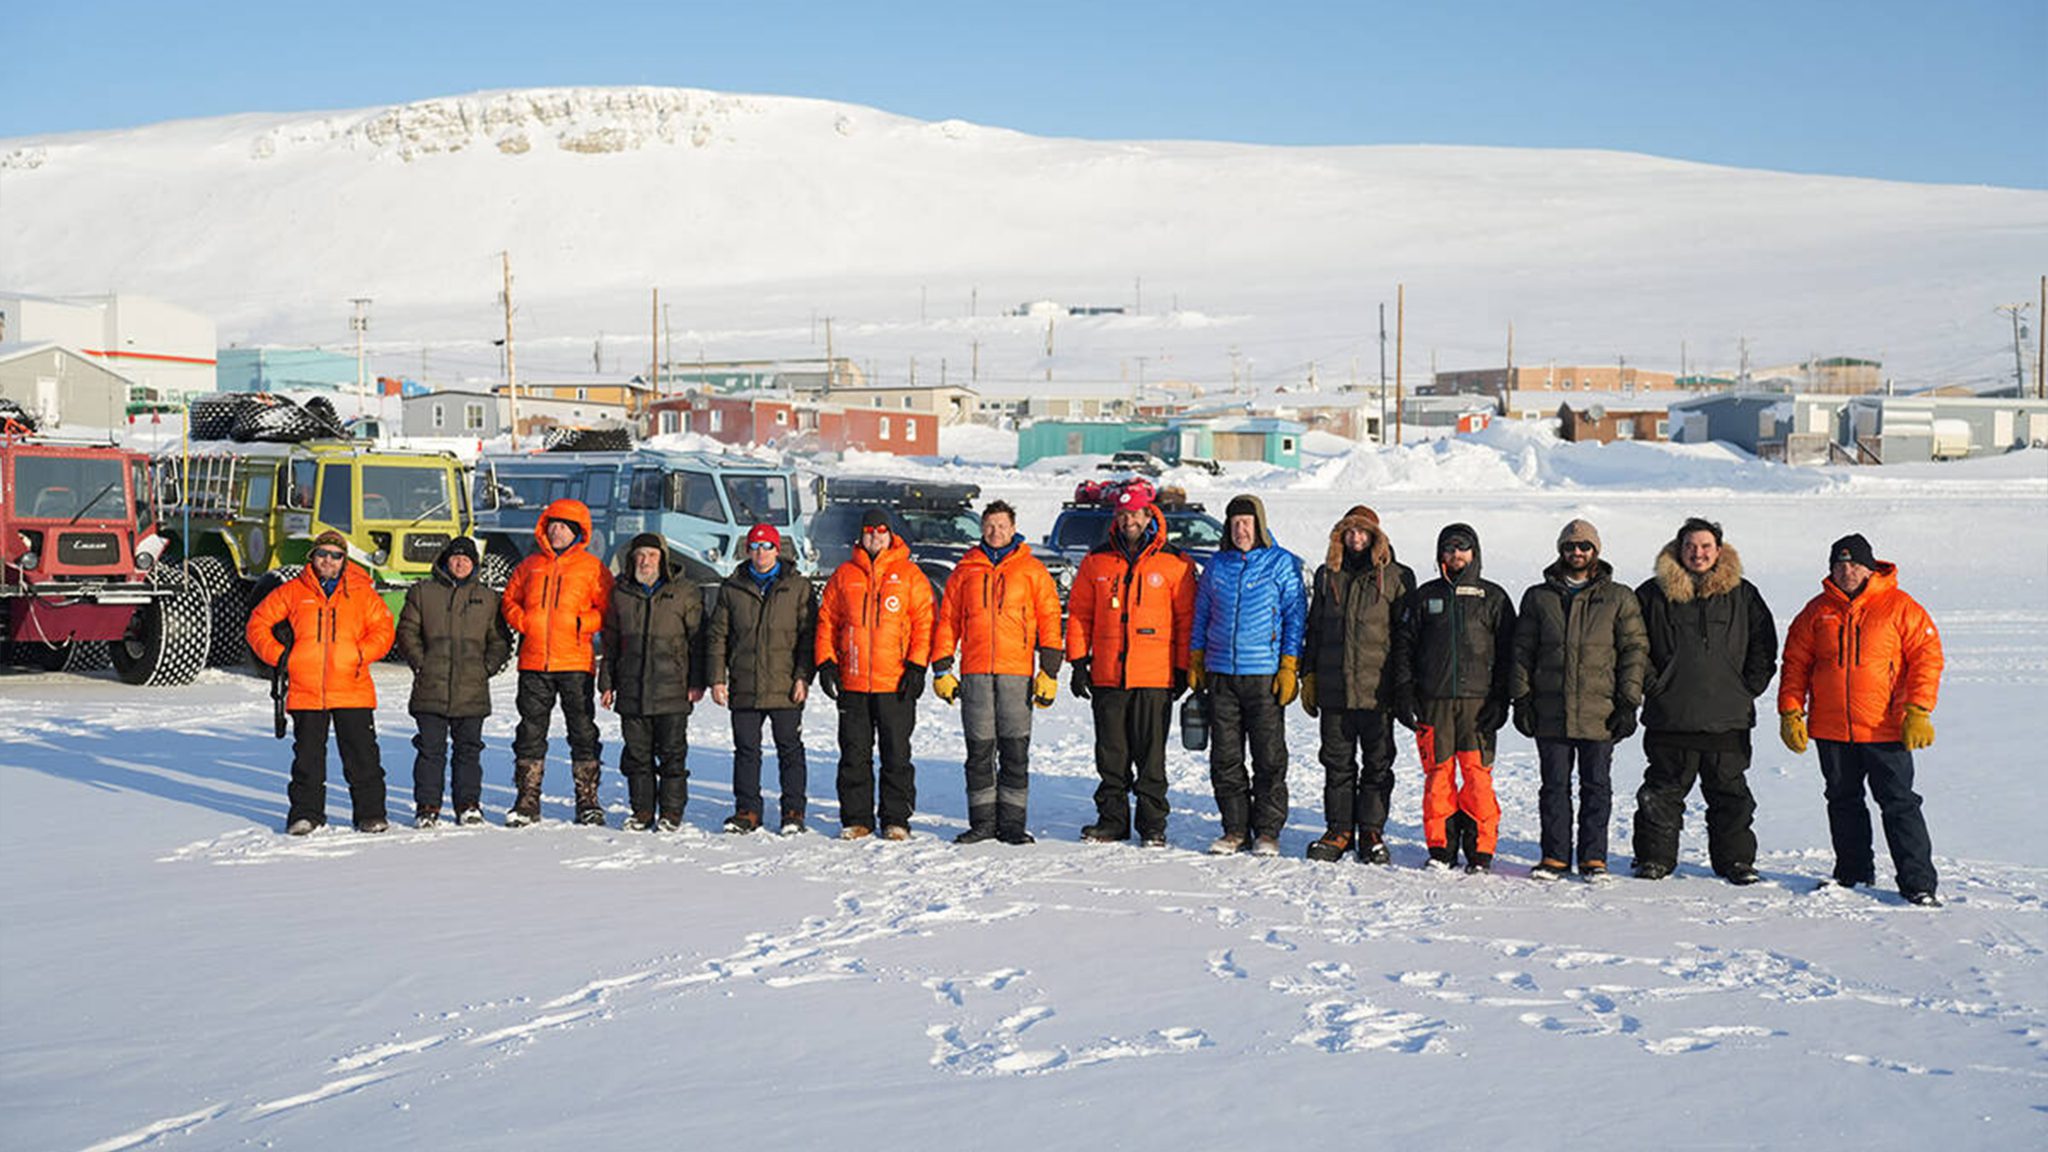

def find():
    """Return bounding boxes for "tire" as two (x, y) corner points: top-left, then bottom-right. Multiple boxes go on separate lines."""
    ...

(478, 552), (513, 592)
(110, 568), (212, 687)
(180, 556), (252, 667)
(62, 640), (112, 673)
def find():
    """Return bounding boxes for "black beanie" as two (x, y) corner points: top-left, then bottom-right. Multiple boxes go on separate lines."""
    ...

(627, 532), (665, 555)
(1829, 533), (1877, 568)
(860, 507), (892, 531)
(1224, 495), (1258, 521)
(442, 536), (479, 564)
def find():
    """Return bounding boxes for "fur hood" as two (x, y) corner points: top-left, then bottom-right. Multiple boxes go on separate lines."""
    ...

(1324, 505), (1393, 572)
(1653, 541), (1745, 602)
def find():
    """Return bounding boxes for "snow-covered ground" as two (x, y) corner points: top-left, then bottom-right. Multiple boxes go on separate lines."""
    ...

(4, 439), (2045, 1150)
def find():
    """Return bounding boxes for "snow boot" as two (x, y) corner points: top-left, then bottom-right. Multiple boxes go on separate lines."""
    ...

(1530, 858), (1569, 882)
(957, 800), (998, 845)
(724, 811), (762, 834)
(1081, 821), (1130, 843)
(506, 759), (544, 827)
(415, 809), (440, 830)
(998, 829), (1036, 845)
(657, 775), (688, 832)
(626, 773), (657, 832)
(1306, 828), (1354, 862)
(1360, 829), (1392, 866)
(572, 759), (605, 826)
(1725, 864), (1762, 887)
(1446, 811), (1479, 869)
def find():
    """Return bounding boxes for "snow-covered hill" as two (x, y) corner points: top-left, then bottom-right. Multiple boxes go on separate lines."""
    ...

(4, 86), (2044, 389)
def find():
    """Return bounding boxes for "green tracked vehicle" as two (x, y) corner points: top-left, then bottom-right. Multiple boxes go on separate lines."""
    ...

(152, 440), (474, 665)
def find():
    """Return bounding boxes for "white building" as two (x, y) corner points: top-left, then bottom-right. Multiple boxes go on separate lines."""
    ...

(0, 292), (218, 403)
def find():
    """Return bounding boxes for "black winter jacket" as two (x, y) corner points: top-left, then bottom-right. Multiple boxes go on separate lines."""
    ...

(705, 561), (817, 710)
(599, 554), (708, 716)
(396, 543), (512, 717)
(1635, 543), (1777, 734)
(1396, 523), (1515, 704)
(1510, 559), (1649, 740)
(1305, 520), (1415, 712)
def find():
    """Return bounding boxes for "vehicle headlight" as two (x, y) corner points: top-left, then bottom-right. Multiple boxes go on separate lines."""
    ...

(134, 550), (157, 572)
(370, 548), (390, 566)
(21, 550), (40, 571)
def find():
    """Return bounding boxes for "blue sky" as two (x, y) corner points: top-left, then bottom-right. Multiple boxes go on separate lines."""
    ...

(6, 0), (2043, 187)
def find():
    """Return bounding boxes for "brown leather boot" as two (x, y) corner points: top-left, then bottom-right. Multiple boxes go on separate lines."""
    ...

(506, 760), (545, 827)
(572, 759), (605, 826)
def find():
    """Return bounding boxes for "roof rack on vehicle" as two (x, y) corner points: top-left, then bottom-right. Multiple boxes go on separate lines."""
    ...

(819, 475), (980, 509)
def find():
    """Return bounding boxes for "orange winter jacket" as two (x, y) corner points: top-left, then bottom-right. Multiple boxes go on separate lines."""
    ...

(246, 561), (395, 711)
(1778, 563), (1943, 743)
(501, 499), (614, 674)
(931, 543), (1064, 676)
(815, 536), (934, 694)
(1065, 506), (1197, 690)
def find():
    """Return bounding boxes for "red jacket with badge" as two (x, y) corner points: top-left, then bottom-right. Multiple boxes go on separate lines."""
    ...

(1777, 562), (1943, 743)
(246, 561), (395, 711)
(501, 498), (614, 674)
(931, 543), (1064, 676)
(1064, 505), (1196, 690)
(815, 536), (935, 693)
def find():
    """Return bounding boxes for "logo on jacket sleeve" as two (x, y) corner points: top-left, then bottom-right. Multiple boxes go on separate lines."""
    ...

(1147, 572), (1163, 587)
(884, 595), (902, 613)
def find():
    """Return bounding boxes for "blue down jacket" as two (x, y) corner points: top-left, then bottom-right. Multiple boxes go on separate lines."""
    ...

(1192, 495), (1306, 676)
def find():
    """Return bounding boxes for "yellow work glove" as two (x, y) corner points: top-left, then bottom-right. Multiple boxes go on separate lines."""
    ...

(1032, 670), (1058, 708)
(1273, 655), (1300, 707)
(1902, 704), (1935, 750)
(1778, 709), (1808, 754)
(1300, 673), (1319, 718)
(1188, 650), (1206, 694)
(932, 671), (961, 705)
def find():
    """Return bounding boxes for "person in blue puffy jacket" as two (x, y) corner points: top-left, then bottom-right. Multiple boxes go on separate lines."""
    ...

(1191, 494), (1307, 856)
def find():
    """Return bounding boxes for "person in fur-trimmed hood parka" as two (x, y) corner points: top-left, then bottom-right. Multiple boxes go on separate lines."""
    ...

(1300, 506), (1415, 864)
(1628, 517), (1778, 885)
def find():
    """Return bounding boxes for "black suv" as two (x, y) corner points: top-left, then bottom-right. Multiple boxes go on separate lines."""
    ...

(810, 477), (1073, 601)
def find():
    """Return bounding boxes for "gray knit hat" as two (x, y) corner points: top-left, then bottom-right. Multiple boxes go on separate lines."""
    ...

(1557, 518), (1602, 553)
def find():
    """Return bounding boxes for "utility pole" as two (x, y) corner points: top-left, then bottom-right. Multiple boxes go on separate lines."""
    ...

(1134, 276), (1142, 316)
(662, 303), (673, 397)
(1395, 284), (1405, 446)
(1996, 302), (2032, 393)
(1504, 321), (1514, 411)
(1230, 346), (1242, 391)
(823, 317), (834, 398)
(1377, 304), (1387, 446)
(349, 297), (372, 416)
(1738, 336), (1751, 387)
(593, 332), (603, 375)
(971, 338), (980, 384)
(1045, 316), (1056, 383)
(970, 286), (978, 318)
(650, 288), (660, 400)
(500, 254), (517, 449)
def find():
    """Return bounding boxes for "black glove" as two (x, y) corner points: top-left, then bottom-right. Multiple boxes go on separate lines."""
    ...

(898, 663), (927, 701)
(1476, 697), (1507, 734)
(1171, 667), (1188, 702)
(1071, 657), (1092, 700)
(1607, 700), (1638, 741)
(1391, 686), (1419, 732)
(1511, 697), (1536, 738)
(817, 660), (839, 700)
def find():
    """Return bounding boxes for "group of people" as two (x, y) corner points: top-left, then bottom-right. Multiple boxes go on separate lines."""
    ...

(249, 490), (1948, 907)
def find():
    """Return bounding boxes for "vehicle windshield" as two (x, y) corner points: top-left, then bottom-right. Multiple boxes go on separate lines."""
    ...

(1167, 514), (1224, 549)
(899, 510), (981, 546)
(361, 466), (455, 522)
(722, 474), (793, 527)
(11, 454), (127, 521)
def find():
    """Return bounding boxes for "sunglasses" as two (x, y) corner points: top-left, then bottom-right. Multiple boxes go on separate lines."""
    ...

(748, 541), (778, 551)
(310, 549), (346, 561)
(1560, 541), (1595, 554)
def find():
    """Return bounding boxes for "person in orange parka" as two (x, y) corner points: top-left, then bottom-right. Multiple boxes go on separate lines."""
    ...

(1065, 488), (1197, 846)
(814, 508), (935, 840)
(928, 499), (1065, 844)
(247, 529), (397, 835)
(1778, 533), (1946, 906)
(499, 498), (615, 827)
